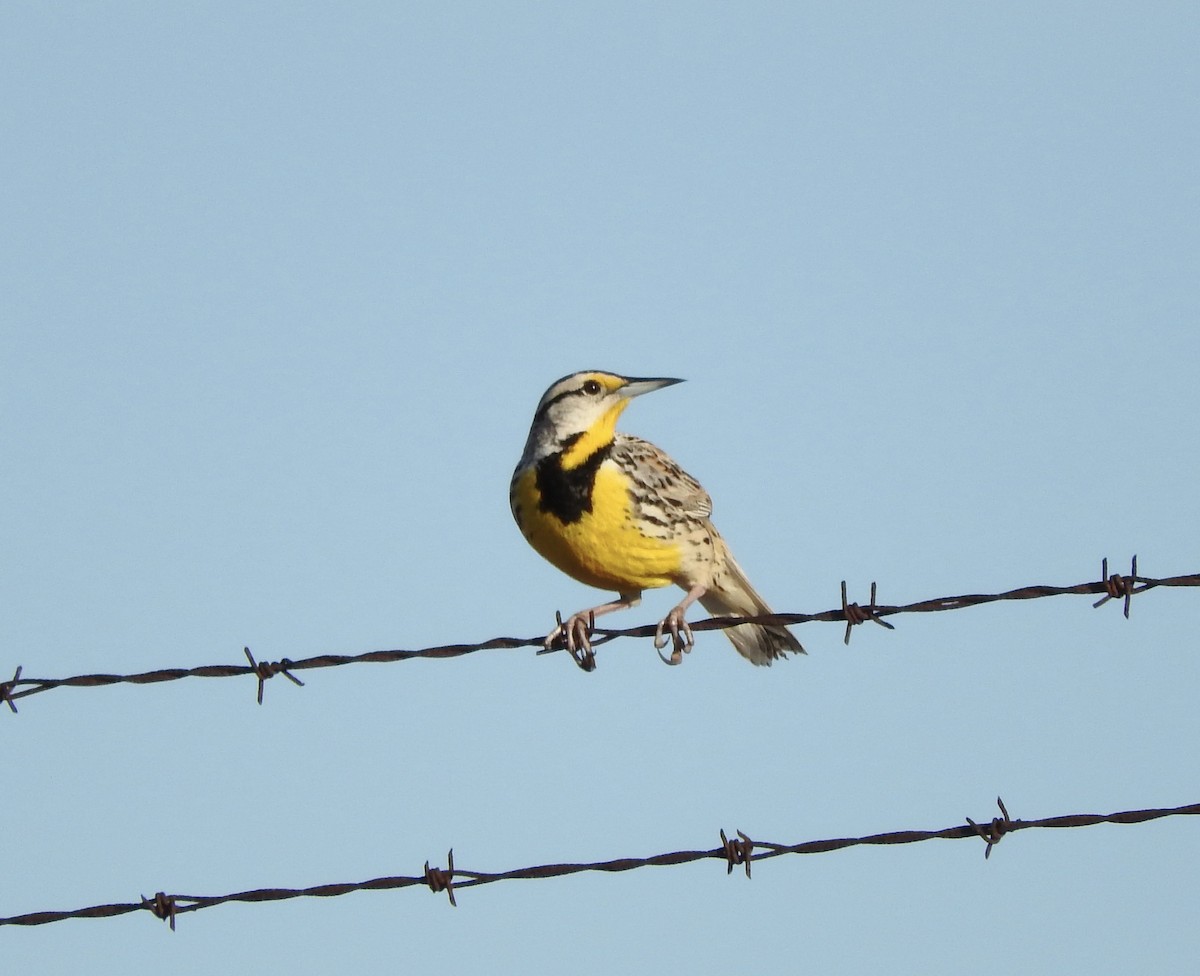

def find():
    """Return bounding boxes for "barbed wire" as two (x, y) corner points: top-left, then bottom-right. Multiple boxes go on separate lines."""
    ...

(2, 556), (1196, 708)
(2, 797), (1195, 929)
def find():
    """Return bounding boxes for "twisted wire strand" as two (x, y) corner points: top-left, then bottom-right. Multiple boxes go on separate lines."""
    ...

(3, 559), (1195, 708)
(2, 799), (1196, 928)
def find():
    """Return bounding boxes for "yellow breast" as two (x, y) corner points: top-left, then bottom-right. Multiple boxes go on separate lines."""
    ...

(512, 463), (680, 593)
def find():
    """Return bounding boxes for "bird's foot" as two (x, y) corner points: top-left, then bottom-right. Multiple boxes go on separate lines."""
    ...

(654, 607), (694, 666)
(545, 610), (597, 671)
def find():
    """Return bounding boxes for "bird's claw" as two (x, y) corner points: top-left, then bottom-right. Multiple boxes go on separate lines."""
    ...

(545, 611), (597, 671)
(654, 610), (694, 666)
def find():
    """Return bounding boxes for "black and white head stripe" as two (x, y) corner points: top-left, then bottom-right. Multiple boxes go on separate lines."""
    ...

(531, 371), (615, 424)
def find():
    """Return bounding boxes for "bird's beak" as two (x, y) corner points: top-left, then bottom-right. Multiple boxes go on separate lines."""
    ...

(621, 376), (684, 399)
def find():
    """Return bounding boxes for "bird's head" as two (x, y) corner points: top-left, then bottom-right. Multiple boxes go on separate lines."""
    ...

(519, 370), (683, 467)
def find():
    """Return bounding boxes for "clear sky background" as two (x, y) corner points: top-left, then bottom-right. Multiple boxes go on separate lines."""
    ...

(3, 2), (1198, 973)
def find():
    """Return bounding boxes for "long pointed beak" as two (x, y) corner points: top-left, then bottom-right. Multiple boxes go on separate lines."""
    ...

(621, 376), (684, 399)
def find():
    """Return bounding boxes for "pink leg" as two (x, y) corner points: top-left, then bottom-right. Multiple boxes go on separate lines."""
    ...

(547, 591), (642, 669)
(654, 584), (708, 665)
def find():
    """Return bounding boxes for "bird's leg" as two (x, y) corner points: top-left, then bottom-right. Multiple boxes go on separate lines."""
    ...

(655, 584), (708, 665)
(547, 592), (642, 670)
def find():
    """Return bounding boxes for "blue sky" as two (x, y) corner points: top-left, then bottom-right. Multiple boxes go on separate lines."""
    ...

(3, 2), (1198, 973)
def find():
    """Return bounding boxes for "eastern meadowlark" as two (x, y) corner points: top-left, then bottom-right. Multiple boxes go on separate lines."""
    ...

(510, 370), (805, 667)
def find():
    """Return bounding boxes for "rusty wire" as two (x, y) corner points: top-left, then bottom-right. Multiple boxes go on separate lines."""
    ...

(2, 798), (1196, 929)
(3, 557), (1197, 707)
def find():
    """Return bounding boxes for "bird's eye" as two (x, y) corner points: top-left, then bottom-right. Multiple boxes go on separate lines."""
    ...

(582, 380), (603, 395)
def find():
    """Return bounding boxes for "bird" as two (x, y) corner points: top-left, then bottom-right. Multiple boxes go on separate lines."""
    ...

(509, 370), (805, 668)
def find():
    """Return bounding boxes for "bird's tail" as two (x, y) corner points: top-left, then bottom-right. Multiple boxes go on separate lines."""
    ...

(699, 543), (805, 666)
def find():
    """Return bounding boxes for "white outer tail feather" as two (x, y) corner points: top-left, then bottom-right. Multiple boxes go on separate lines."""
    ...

(698, 548), (805, 666)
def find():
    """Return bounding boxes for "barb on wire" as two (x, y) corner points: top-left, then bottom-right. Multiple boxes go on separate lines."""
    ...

(142, 892), (177, 931)
(1, 799), (1195, 928)
(0, 665), (21, 714)
(424, 850), (457, 907)
(3, 558), (1197, 708)
(966, 797), (1013, 859)
(840, 580), (895, 645)
(243, 647), (304, 705)
(1092, 556), (1141, 618)
(720, 828), (754, 878)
